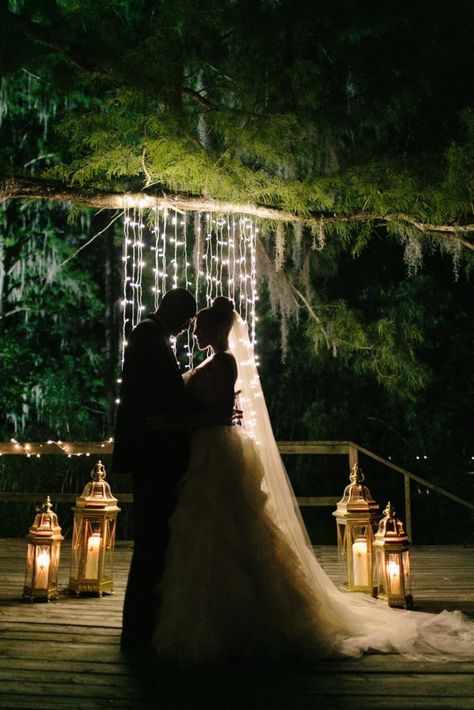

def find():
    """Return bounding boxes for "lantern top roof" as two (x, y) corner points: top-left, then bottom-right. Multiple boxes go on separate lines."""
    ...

(333, 464), (380, 519)
(375, 501), (409, 543)
(28, 496), (63, 540)
(75, 460), (119, 509)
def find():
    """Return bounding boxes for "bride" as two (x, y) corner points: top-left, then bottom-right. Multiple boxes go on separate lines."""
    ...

(151, 296), (474, 664)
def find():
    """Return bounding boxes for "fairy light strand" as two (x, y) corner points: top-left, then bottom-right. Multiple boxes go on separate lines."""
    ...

(121, 204), (260, 369)
(153, 205), (161, 309)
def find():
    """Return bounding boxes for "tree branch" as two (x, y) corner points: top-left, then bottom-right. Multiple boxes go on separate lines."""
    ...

(182, 87), (215, 111)
(1, 174), (473, 250)
(13, 13), (95, 75)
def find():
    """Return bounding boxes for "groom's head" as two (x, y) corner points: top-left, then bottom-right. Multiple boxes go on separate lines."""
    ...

(157, 288), (197, 336)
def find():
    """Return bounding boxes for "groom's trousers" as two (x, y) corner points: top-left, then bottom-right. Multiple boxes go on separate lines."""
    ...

(121, 444), (188, 647)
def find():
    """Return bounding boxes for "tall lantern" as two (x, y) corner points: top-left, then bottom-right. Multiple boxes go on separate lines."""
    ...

(333, 464), (380, 595)
(373, 502), (413, 608)
(68, 461), (120, 597)
(24, 496), (63, 601)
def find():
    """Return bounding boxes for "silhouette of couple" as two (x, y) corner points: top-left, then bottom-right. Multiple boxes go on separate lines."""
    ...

(112, 289), (474, 664)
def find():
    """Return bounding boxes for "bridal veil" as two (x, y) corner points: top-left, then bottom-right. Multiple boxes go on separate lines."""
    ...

(229, 311), (474, 660)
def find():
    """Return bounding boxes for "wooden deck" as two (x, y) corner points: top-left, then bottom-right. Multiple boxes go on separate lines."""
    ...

(1, 540), (473, 709)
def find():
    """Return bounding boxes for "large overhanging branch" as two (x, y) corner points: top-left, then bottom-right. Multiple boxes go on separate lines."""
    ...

(1, 174), (473, 251)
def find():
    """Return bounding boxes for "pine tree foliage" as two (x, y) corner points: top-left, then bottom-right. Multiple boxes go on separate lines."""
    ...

(1, 0), (473, 236)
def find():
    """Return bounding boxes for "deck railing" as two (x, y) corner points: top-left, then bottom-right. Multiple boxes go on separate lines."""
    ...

(1, 440), (473, 542)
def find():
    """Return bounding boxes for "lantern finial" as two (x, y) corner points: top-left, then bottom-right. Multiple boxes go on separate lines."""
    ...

(91, 460), (106, 482)
(349, 463), (364, 485)
(37, 495), (52, 514)
(383, 501), (396, 518)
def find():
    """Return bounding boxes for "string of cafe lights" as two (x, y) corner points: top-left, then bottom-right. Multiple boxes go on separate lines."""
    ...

(0, 438), (115, 457)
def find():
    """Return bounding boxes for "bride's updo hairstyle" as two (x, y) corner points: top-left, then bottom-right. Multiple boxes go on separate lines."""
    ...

(196, 296), (235, 336)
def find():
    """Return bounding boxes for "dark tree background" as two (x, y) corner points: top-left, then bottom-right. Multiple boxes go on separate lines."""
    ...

(0, 0), (473, 540)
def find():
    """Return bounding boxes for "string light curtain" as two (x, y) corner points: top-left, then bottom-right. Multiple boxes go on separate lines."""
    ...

(121, 206), (259, 368)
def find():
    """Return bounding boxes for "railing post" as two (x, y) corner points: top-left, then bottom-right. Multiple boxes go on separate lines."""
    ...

(348, 443), (358, 472)
(404, 474), (413, 543)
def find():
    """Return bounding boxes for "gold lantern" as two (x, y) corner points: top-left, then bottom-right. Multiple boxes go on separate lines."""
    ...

(333, 464), (380, 594)
(24, 496), (63, 601)
(68, 461), (120, 596)
(373, 502), (413, 608)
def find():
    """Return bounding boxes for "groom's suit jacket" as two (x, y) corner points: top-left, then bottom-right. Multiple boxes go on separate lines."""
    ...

(112, 314), (190, 643)
(111, 313), (189, 490)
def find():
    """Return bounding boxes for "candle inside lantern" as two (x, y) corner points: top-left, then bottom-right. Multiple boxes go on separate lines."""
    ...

(387, 559), (401, 595)
(84, 533), (101, 579)
(34, 549), (50, 589)
(352, 539), (368, 587)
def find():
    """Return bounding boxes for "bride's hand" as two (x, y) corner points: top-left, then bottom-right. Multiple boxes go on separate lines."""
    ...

(232, 407), (243, 424)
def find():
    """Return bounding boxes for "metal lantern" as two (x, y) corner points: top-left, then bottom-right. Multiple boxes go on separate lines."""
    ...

(68, 460), (120, 597)
(24, 496), (63, 601)
(373, 501), (413, 608)
(333, 463), (380, 594)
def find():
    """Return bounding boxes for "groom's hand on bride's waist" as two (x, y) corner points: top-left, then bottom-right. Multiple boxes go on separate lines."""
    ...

(146, 407), (236, 430)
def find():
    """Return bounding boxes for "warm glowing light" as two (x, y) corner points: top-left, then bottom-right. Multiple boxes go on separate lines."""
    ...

(85, 533), (101, 579)
(34, 549), (50, 589)
(352, 539), (369, 586)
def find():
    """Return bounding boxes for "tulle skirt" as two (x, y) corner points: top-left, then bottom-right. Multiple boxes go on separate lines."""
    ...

(152, 425), (332, 663)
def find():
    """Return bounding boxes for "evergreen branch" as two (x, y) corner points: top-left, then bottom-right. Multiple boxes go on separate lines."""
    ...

(12, 13), (95, 75)
(1, 174), (473, 250)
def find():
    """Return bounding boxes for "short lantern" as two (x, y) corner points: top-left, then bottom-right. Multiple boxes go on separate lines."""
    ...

(24, 496), (63, 601)
(373, 502), (413, 608)
(68, 461), (120, 596)
(333, 464), (380, 595)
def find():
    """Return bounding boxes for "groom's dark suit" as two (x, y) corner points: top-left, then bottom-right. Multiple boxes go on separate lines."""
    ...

(112, 313), (189, 645)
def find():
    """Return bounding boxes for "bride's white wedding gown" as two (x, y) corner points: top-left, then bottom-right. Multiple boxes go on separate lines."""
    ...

(152, 315), (474, 664)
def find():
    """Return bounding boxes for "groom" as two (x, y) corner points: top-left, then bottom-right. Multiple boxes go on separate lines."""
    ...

(112, 288), (197, 650)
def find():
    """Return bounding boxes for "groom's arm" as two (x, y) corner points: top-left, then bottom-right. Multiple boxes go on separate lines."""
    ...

(122, 321), (183, 418)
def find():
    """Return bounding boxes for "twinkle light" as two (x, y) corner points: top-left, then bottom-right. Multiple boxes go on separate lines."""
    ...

(121, 205), (260, 373)
(0, 440), (116, 458)
(10, 438), (31, 457)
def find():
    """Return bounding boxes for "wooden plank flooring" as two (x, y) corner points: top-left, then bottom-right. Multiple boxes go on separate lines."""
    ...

(1, 540), (473, 709)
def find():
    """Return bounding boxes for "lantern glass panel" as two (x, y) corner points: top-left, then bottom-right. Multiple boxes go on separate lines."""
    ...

(374, 548), (384, 594)
(402, 550), (411, 595)
(33, 545), (51, 590)
(387, 553), (402, 596)
(352, 536), (370, 587)
(336, 521), (347, 560)
(24, 543), (35, 589)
